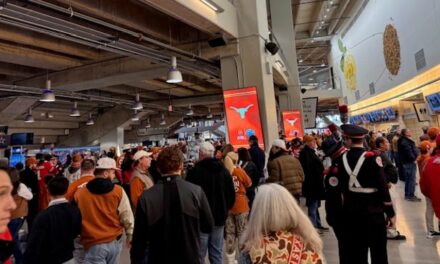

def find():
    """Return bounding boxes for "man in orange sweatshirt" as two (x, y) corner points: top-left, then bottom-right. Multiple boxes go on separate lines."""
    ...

(65, 159), (95, 202)
(74, 157), (134, 264)
(130, 150), (154, 210)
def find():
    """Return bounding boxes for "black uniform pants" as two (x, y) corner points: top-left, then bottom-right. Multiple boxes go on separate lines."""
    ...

(343, 213), (388, 264)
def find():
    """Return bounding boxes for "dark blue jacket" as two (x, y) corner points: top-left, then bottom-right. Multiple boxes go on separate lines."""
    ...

(397, 136), (419, 164)
(249, 144), (265, 179)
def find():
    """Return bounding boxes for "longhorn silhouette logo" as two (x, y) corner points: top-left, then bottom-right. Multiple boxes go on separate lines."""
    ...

(286, 118), (298, 126)
(230, 104), (254, 119)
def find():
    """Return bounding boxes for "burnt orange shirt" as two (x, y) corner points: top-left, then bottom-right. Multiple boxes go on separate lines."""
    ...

(66, 175), (94, 202)
(230, 167), (252, 214)
(74, 184), (126, 250)
(130, 177), (145, 210)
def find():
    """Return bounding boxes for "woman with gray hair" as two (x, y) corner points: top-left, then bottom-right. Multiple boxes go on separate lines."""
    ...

(241, 183), (324, 264)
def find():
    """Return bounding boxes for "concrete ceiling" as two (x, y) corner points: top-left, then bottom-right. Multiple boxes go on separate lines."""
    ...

(0, 0), (363, 146)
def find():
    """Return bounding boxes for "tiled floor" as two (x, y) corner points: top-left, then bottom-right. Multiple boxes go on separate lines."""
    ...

(120, 181), (440, 263)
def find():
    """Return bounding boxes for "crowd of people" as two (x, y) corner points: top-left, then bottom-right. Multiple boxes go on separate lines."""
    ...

(0, 122), (439, 264)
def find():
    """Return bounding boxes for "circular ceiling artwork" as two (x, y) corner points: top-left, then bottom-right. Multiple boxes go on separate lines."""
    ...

(383, 24), (401, 76)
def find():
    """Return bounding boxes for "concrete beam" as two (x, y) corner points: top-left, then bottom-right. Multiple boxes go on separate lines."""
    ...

(0, 42), (82, 70)
(16, 57), (167, 91)
(148, 94), (223, 107)
(0, 63), (42, 78)
(8, 120), (79, 129)
(58, 105), (133, 147)
(55, 0), (205, 44)
(130, 80), (195, 97)
(140, 0), (238, 38)
(8, 128), (67, 136)
(96, 85), (161, 100)
(0, 25), (104, 60)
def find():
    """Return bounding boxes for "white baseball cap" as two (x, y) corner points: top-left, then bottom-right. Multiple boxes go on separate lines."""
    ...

(133, 150), (152, 161)
(272, 139), (287, 151)
(96, 157), (119, 170)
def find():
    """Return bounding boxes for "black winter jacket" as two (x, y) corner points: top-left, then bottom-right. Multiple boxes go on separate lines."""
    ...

(186, 158), (236, 226)
(249, 144), (266, 179)
(130, 176), (214, 264)
(23, 202), (81, 264)
(397, 136), (419, 164)
(299, 145), (325, 199)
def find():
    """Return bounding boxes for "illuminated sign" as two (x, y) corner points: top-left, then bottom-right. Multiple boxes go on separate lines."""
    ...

(224, 87), (264, 149)
(282, 110), (303, 141)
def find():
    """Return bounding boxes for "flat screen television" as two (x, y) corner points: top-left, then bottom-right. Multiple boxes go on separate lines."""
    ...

(426, 92), (440, 113)
(10, 133), (34, 145)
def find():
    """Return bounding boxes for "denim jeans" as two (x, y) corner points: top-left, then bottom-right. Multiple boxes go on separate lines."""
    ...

(306, 198), (322, 228)
(84, 239), (122, 264)
(8, 217), (25, 264)
(199, 225), (224, 264)
(403, 163), (416, 198)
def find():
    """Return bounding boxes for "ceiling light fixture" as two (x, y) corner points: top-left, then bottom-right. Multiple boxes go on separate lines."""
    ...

(200, 0), (224, 13)
(324, 14), (327, 18)
(86, 113), (94, 126)
(166, 56), (183, 83)
(321, 61), (326, 67)
(47, 113), (54, 119)
(316, 30), (320, 34)
(180, 119), (185, 127)
(160, 113), (166, 125)
(313, 69), (318, 73)
(299, 59), (304, 63)
(24, 108), (34, 123)
(207, 108), (213, 119)
(40, 80), (55, 102)
(330, 0), (334, 5)
(132, 93), (143, 110)
(70, 101), (81, 117)
(131, 110), (140, 121)
(145, 118), (151, 128)
(186, 105), (194, 116)
(326, 8), (330, 12)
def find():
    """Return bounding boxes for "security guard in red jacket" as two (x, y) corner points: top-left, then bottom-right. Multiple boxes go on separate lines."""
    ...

(337, 124), (395, 264)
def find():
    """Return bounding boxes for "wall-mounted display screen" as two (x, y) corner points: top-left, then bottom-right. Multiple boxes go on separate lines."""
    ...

(350, 107), (397, 124)
(10, 133), (34, 146)
(282, 110), (303, 141)
(426, 92), (440, 113)
(224, 87), (265, 149)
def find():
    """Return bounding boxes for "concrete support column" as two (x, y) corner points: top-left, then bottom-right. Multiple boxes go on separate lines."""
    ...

(221, 0), (278, 149)
(100, 127), (124, 153)
(269, 0), (302, 112)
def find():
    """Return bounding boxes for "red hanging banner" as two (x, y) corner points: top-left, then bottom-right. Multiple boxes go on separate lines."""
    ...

(282, 110), (303, 141)
(223, 87), (265, 149)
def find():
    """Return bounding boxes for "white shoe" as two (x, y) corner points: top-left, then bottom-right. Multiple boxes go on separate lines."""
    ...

(225, 252), (238, 264)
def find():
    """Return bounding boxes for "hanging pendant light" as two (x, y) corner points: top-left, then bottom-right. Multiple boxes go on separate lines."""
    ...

(70, 101), (81, 117)
(166, 56), (183, 83)
(186, 105), (194, 116)
(207, 107), (213, 119)
(131, 110), (140, 121)
(132, 93), (143, 110)
(86, 113), (94, 126)
(24, 108), (35, 123)
(180, 119), (185, 127)
(160, 113), (166, 125)
(145, 117), (151, 128)
(40, 80), (55, 102)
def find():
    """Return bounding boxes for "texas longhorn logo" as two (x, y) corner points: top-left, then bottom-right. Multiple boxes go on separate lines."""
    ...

(230, 104), (254, 119)
(286, 118), (298, 126)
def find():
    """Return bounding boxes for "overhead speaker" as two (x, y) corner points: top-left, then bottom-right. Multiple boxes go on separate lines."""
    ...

(301, 88), (307, 94)
(208, 33), (228, 47)
(265, 42), (279, 55)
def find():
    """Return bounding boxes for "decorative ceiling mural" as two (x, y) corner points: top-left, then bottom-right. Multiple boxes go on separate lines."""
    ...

(338, 39), (357, 91)
(383, 24), (401, 75)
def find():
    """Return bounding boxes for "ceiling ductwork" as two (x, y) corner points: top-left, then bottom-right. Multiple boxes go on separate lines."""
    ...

(0, 0), (221, 79)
